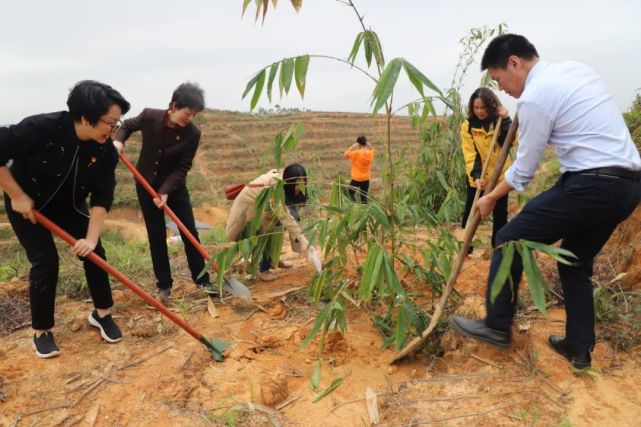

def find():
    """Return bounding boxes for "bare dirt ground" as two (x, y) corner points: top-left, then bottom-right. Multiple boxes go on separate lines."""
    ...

(2, 209), (641, 426)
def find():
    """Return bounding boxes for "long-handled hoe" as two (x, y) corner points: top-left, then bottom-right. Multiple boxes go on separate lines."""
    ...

(33, 210), (228, 361)
(392, 115), (519, 363)
(119, 153), (251, 300)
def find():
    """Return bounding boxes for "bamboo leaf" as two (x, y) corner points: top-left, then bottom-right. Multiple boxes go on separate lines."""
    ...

(290, 0), (302, 13)
(367, 31), (385, 68)
(369, 204), (392, 231)
(241, 0), (252, 16)
(280, 57), (295, 96)
(250, 69), (266, 111)
(520, 245), (548, 314)
(423, 97), (436, 116)
(383, 255), (404, 295)
(310, 269), (326, 302)
(490, 243), (515, 304)
(283, 122), (304, 151)
(242, 70), (265, 100)
(358, 245), (379, 299)
(254, 0), (268, 23)
(302, 304), (331, 347)
(310, 361), (321, 391)
(435, 170), (449, 190)
(371, 58), (402, 113)
(347, 32), (364, 64)
(522, 240), (579, 265)
(394, 303), (408, 350)
(313, 376), (344, 403)
(266, 62), (279, 103)
(405, 65), (425, 97)
(293, 120), (304, 140)
(367, 249), (385, 301)
(273, 132), (284, 167)
(363, 34), (373, 67)
(294, 55), (310, 98)
(401, 59), (443, 96)
(239, 238), (251, 259)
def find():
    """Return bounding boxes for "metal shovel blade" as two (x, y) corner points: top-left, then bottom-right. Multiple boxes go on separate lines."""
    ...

(223, 275), (252, 300)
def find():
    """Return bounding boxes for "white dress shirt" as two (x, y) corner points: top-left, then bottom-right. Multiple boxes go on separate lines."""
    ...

(505, 61), (641, 192)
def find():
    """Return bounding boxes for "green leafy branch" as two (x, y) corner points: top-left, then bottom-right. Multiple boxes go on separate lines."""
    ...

(490, 240), (578, 314)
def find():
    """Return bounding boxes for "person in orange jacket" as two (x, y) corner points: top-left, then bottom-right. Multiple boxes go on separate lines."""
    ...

(344, 135), (375, 203)
(460, 88), (512, 252)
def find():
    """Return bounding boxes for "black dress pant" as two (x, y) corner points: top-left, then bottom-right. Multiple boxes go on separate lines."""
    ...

(461, 181), (508, 247)
(136, 183), (209, 289)
(5, 194), (113, 330)
(348, 179), (370, 204)
(485, 173), (641, 355)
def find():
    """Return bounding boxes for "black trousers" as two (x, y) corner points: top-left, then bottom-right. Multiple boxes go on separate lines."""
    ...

(5, 194), (113, 330)
(136, 183), (209, 289)
(461, 181), (508, 247)
(348, 179), (370, 204)
(485, 173), (641, 354)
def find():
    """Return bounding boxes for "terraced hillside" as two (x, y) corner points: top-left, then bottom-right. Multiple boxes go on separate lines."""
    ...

(114, 110), (421, 208)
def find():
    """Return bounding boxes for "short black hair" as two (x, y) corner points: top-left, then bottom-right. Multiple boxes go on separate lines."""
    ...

(356, 135), (367, 145)
(283, 163), (308, 206)
(67, 80), (130, 125)
(481, 34), (539, 70)
(467, 88), (501, 120)
(171, 82), (205, 112)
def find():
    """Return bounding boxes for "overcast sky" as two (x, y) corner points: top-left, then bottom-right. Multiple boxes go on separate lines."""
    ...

(1, 1), (639, 123)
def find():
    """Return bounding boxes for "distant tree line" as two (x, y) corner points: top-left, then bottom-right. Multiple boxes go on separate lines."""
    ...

(253, 105), (310, 116)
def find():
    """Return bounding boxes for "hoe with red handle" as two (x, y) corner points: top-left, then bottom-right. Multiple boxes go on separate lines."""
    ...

(32, 210), (228, 361)
(118, 153), (250, 300)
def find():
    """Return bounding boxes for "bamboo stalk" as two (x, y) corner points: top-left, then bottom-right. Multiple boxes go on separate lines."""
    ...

(392, 115), (518, 363)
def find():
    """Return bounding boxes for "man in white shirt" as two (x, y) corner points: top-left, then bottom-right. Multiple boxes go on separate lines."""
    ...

(450, 34), (641, 369)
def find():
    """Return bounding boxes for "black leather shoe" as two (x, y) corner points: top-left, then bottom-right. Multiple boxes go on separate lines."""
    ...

(548, 335), (591, 369)
(449, 315), (511, 348)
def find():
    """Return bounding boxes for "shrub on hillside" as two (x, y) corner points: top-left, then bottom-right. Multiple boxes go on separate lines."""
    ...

(624, 93), (641, 150)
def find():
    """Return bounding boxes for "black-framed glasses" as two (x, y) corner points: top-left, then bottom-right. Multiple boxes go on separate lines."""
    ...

(99, 117), (123, 132)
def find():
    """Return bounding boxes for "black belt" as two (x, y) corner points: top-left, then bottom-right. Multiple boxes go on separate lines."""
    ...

(566, 167), (641, 180)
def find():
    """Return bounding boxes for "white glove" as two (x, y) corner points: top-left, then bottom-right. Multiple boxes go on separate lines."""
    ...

(307, 246), (322, 273)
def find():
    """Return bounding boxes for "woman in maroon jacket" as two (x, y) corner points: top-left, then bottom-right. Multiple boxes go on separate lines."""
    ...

(114, 82), (214, 301)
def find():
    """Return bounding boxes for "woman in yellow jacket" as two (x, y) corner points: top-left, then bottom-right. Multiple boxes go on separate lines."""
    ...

(460, 88), (512, 251)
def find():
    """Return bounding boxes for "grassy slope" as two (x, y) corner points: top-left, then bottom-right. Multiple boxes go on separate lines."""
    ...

(114, 109), (421, 208)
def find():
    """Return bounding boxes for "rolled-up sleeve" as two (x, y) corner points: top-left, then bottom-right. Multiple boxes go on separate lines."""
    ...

(504, 102), (553, 192)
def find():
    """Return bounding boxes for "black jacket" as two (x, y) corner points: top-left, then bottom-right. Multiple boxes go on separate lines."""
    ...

(115, 108), (201, 195)
(0, 111), (118, 211)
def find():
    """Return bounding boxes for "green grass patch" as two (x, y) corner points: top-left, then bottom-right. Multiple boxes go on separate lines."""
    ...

(200, 227), (228, 245)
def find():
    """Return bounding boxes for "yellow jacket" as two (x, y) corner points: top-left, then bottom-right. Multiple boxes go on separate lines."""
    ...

(460, 117), (513, 188)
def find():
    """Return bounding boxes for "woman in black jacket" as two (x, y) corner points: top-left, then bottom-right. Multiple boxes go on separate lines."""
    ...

(0, 81), (130, 358)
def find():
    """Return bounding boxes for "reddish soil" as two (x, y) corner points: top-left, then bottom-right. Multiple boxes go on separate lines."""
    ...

(2, 209), (641, 426)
